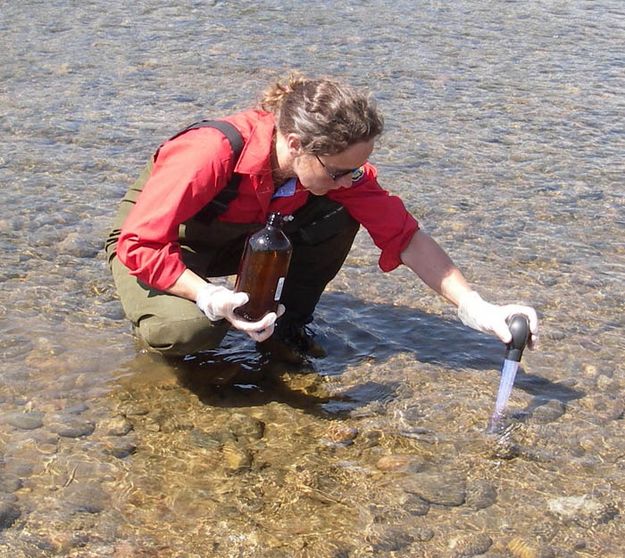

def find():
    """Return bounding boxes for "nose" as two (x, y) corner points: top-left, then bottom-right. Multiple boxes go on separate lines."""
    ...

(335, 174), (353, 188)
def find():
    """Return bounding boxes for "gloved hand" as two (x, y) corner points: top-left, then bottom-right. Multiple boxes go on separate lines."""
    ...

(196, 284), (284, 342)
(457, 291), (539, 347)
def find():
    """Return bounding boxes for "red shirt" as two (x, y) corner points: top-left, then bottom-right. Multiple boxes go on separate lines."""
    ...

(117, 110), (419, 291)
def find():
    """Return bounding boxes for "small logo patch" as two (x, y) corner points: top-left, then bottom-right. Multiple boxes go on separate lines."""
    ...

(351, 167), (365, 182)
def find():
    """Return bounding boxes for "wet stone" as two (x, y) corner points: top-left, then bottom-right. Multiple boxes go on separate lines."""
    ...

(359, 429), (382, 448)
(190, 429), (227, 449)
(401, 472), (466, 507)
(222, 442), (253, 472)
(369, 526), (414, 553)
(400, 493), (430, 516)
(143, 418), (161, 432)
(449, 533), (492, 557)
(508, 537), (556, 558)
(323, 423), (358, 446)
(531, 400), (566, 424)
(57, 232), (100, 258)
(2, 335), (34, 360)
(547, 496), (618, 528)
(120, 404), (149, 416)
(230, 413), (265, 440)
(0, 497), (21, 530)
(466, 480), (498, 510)
(106, 440), (137, 459)
(50, 417), (96, 438)
(410, 526), (434, 542)
(64, 483), (109, 514)
(4, 459), (34, 478)
(0, 474), (23, 493)
(376, 454), (426, 473)
(102, 416), (133, 436)
(6, 411), (44, 430)
(64, 402), (89, 414)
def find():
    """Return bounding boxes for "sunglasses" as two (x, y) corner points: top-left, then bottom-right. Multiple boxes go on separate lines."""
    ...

(315, 154), (359, 181)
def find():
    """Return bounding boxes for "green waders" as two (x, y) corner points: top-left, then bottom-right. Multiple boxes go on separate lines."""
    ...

(105, 162), (359, 356)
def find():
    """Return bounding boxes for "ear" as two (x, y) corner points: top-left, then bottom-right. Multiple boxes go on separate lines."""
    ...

(285, 133), (303, 155)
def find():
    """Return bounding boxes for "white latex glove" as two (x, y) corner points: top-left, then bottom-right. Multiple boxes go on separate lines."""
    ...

(196, 284), (283, 343)
(457, 291), (539, 347)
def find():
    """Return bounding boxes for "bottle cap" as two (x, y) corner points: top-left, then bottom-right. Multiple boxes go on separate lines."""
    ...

(504, 314), (530, 362)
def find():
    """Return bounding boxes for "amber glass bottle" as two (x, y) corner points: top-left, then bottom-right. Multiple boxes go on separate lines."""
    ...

(234, 212), (292, 321)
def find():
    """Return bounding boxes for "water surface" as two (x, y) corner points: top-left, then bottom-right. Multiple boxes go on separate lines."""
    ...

(1, 1), (624, 556)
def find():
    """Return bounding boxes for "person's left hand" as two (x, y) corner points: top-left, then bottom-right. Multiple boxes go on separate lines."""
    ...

(457, 291), (539, 347)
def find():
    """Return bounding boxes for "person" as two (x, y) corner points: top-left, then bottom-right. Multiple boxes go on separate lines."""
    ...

(105, 72), (538, 363)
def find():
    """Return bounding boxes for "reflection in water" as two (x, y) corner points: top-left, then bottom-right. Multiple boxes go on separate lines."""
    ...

(1, 0), (624, 555)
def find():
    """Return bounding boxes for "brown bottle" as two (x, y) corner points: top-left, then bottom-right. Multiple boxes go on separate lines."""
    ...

(233, 212), (292, 321)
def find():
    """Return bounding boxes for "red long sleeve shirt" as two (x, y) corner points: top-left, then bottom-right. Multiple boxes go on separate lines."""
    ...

(117, 109), (419, 291)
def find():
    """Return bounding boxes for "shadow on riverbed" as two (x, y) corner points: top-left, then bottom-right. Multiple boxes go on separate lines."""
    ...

(129, 291), (582, 417)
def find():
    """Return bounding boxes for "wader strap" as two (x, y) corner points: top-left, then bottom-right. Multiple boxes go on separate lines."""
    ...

(156, 119), (245, 223)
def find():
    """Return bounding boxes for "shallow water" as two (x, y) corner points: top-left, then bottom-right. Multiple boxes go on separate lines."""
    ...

(1, 1), (624, 556)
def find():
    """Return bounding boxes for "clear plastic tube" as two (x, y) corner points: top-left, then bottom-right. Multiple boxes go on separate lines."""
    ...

(487, 359), (520, 433)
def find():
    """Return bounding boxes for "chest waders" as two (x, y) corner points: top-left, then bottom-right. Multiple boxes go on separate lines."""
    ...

(105, 119), (359, 356)
(105, 120), (245, 263)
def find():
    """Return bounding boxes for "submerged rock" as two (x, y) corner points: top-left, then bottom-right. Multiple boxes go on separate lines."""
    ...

(507, 537), (556, 558)
(0, 498), (21, 530)
(400, 472), (466, 507)
(222, 442), (253, 472)
(49, 417), (95, 438)
(449, 533), (492, 557)
(230, 413), (265, 440)
(6, 411), (44, 430)
(531, 400), (566, 424)
(101, 416), (133, 436)
(547, 495), (618, 527)
(466, 479), (498, 510)
(376, 454), (426, 473)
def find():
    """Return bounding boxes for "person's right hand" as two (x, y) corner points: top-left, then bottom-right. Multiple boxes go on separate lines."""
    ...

(196, 284), (281, 342)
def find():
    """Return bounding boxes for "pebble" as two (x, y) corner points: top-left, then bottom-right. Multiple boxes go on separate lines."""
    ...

(190, 428), (229, 449)
(121, 404), (150, 416)
(230, 413), (265, 440)
(449, 533), (492, 557)
(411, 526), (434, 542)
(64, 402), (89, 415)
(64, 483), (109, 514)
(102, 416), (133, 436)
(222, 442), (252, 472)
(507, 537), (556, 558)
(0, 474), (23, 493)
(143, 419), (161, 432)
(547, 496), (617, 527)
(57, 232), (100, 258)
(596, 374), (613, 390)
(400, 472), (466, 507)
(369, 526), (414, 553)
(466, 480), (498, 510)
(106, 440), (137, 459)
(531, 400), (566, 424)
(323, 423), (358, 446)
(6, 411), (44, 430)
(0, 498), (21, 530)
(49, 417), (96, 438)
(400, 493), (430, 516)
(375, 454), (426, 473)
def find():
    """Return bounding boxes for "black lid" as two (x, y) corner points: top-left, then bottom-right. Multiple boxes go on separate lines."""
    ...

(504, 314), (530, 362)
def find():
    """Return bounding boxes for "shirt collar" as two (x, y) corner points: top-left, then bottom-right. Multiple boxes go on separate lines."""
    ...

(234, 112), (275, 177)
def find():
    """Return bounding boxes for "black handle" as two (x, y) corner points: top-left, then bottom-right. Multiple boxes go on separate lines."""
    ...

(504, 314), (530, 362)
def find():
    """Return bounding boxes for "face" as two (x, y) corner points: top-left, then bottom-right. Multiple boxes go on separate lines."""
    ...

(290, 137), (375, 196)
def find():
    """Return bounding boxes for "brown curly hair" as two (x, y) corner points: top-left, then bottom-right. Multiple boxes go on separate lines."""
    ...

(259, 72), (384, 156)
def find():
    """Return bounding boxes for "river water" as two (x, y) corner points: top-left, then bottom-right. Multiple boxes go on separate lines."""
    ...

(1, 1), (624, 556)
